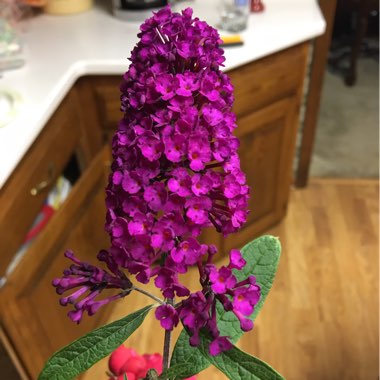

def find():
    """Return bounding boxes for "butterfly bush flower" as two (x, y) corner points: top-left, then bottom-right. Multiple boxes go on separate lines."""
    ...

(53, 6), (260, 356)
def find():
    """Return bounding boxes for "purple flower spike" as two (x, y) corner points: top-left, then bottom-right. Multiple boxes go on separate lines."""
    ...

(55, 6), (256, 357)
(109, 6), (253, 354)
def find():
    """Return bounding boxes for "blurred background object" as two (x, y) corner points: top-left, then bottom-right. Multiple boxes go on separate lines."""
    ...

(112, 0), (168, 21)
(43, 0), (93, 15)
(22, 0), (47, 7)
(219, 0), (250, 32)
(296, 0), (379, 186)
(250, 0), (264, 13)
(329, 0), (379, 86)
(0, 18), (24, 73)
(0, 0), (32, 23)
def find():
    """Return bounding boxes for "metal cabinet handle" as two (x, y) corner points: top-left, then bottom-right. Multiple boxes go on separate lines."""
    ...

(30, 163), (56, 196)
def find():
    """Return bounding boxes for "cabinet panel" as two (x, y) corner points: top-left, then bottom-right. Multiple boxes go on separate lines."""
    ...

(0, 91), (82, 277)
(239, 116), (283, 223)
(223, 96), (298, 252)
(0, 147), (111, 379)
(229, 43), (308, 117)
(76, 76), (122, 142)
(94, 80), (123, 131)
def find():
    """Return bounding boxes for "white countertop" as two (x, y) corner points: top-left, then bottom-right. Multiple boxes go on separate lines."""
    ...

(0, 0), (325, 189)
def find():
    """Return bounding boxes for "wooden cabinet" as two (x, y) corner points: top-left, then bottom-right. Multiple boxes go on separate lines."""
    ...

(75, 76), (123, 142)
(0, 88), (102, 278)
(0, 147), (111, 379)
(0, 88), (105, 379)
(224, 96), (299, 251)
(222, 43), (309, 251)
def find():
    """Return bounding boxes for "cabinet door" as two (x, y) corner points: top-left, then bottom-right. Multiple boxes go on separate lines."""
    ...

(75, 76), (122, 142)
(0, 147), (111, 379)
(223, 96), (299, 252)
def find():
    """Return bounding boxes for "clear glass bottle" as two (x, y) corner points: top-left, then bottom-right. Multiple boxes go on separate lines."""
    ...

(219, 0), (250, 33)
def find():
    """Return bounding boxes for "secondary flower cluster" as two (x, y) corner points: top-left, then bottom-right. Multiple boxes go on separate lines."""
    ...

(53, 250), (132, 323)
(155, 249), (260, 355)
(53, 6), (259, 356)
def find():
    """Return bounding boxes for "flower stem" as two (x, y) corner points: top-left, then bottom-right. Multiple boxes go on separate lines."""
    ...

(162, 298), (174, 374)
(132, 286), (165, 305)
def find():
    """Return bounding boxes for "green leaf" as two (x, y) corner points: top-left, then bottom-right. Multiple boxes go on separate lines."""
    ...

(38, 305), (153, 380)
(168, 235), (281, 378)
(144, 369), (159, 379)
(218, 235), (281, 341)
(197, 338), (285, 380)
(158, 340), (209, 379)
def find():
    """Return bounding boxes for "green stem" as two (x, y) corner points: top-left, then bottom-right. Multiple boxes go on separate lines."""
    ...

(132, 286), (165, 305)
(162, 298), (174, 375)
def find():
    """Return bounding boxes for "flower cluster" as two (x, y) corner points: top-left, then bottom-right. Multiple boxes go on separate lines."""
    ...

(155, 249), (260, 355)
(53, 250), (132, 324)
(108, 345), (196, 380)
(53, 6), (260, 356)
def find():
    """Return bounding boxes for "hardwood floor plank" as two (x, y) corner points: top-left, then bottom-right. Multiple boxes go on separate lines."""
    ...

(82, 179), (379, 380)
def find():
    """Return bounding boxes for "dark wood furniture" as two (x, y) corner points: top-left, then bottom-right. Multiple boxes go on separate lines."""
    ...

(296, 0), (337, 188)
(333, 0), (379, 86)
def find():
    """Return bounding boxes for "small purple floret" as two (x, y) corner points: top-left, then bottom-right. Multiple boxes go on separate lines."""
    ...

(52, 250), (132, 323)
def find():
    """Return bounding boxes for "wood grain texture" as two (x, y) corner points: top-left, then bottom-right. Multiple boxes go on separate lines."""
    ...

(0, 326), (28, 380)
(223, 96), (299, 253)
(81, 178), (379, 380)
(228, 43), (309, 118)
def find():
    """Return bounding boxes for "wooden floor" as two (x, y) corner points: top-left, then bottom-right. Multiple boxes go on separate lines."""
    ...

(82, 179), (379, 380)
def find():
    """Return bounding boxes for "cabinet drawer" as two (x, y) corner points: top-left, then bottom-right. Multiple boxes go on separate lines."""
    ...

(229, 43), (309, 118)
(0, 147), (111, 379)
(0, 91), (81, 276)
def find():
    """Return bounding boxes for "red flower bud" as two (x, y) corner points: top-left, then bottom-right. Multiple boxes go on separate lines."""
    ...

(117, 373), (136, 380)
(109, 345), (138, 375)
(143, 353), (163, 375)
(121, 355), (147, 378)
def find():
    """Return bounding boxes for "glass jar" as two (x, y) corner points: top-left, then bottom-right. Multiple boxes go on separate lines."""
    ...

(219, 0), (250, 33)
